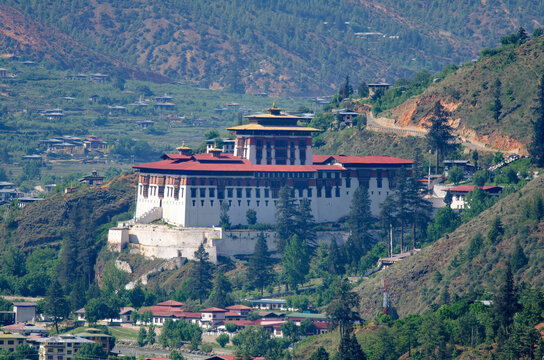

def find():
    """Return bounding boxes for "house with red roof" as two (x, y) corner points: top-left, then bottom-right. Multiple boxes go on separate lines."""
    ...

(448, 185), (502, 210)
(200, 307), (227, 328)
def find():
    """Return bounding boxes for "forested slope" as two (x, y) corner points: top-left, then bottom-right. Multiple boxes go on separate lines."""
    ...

(0, 174), (135, 298)
(355, 175), (544, 319)
(2, 0), (543, 94)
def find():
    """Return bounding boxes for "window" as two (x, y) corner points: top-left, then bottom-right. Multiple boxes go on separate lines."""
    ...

(210, 200), (214, 206)
(201, 200), (204, 206)
(192, 200), (196, 206)
(308, 188), (312, 197)
(264, 189), (269, 198)
(317, 188), (322, 197)
(246, 188), (252, 197)
(265, 200), (269, 206)
(228, 200), (232, 206)
(200, 188), (206, 197)
(67, 351), (72, 355)
(298, 189), (303, 197)
(191, 188), (197, 198)
(255, 189), (260, 198)
(8, 340), (13, 345)
(325, 187), (332, 198)
(376, 172), (383, 188)
(209, 188), (215, 198)
(237, 188), (242, 198)
(247, 200), (250, 206)
(227, 188), (233, 198)
(238, 200), (241, 206)
(256, 200), (260, 206)
(346, 177), (351, 188)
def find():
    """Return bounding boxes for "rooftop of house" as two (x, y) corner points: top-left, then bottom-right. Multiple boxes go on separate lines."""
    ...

(448, 185), (503, 193)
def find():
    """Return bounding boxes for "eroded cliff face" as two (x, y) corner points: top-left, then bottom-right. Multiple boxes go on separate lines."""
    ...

(388, 94), (528, 154)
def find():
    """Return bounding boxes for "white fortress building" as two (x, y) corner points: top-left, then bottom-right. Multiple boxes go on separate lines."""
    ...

(109, 104), (413, 262)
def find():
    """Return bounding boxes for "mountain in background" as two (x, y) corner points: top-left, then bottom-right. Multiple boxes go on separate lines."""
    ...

(1, 0), (543, 95)
(0, 5), (170, 83)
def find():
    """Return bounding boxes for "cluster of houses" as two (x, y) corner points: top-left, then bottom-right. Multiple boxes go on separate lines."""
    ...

(0, 302), (114, 360)
(74, 299), (329, 339)
(39, 135), (110, 158)
(0, 298), (328, 359)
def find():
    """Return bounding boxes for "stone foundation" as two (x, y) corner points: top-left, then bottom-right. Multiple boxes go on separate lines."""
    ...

(108, 224), (348, 264)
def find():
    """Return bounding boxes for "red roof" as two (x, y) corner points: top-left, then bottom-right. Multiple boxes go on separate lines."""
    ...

(135, 153), (412, 174)
(330, 155), (413, 165)
(156, 300), (184, 307)
(172, 311), (201, 318)
(448, 185), (502, 193)
(225, 312), (243, 317)
(201, 307), (227, 312)
(226, 304), (252, 310)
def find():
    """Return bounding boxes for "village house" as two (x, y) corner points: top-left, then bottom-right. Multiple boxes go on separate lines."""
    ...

(38, 334), (94, 360)
(200, 308), (227, 328)
(332, 108), (360, 128)
(1, 323), (48, 337)
(250, 299), (288, 311)
(448, 185), (503, 210)
(206, 139), (235, 154)
(0, 332), (26, 353)
(74, 328), (112, 353)
(79, 171), (104, 186)
(13, 302), (37, 323)
(0, 68), (8, 78)
(367, 82), (391, 96)
(83, 136), (109, 153)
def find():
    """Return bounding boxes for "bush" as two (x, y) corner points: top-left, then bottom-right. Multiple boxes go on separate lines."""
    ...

(216, 333), (229, 347)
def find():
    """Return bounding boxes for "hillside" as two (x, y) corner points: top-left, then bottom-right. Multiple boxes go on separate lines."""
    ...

(0, 173), (136, 251)
(378, 35), (544, 154)
(355, 174), (544, 319)
(2, 1), (544, 94)
(0, 5), (169, 83)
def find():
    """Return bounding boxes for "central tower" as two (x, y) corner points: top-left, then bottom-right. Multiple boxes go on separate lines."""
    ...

(227, 103), (320, 165)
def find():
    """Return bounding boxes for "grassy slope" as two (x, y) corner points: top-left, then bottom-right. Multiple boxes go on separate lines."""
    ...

(316, 127), (429, 161)
(385, 36), (544, 151)
(0, 173), (136, 251)
(355, 175), (544, 319)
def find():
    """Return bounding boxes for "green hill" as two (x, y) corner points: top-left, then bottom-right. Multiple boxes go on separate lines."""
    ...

(355, 174), (544, 319)
(376, 34), (544, 153)
(2, 1), (544, 94)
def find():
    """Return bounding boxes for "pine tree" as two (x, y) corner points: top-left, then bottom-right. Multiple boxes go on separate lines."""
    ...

(491, 78), (502, 123)
(511, 241), (528, 271)
(275, 186), (297, 253)
(282, 234), (310, 290)
(529, 74), (544, 167)
(309, 346), (329, 360)
(345, 186), (373, 268)
(493, 262), (520, 333)
(248, 233), (273, 295)
(219, 201), (231, 229)
(426, 101), (458, 174)
(337, 331), (365, 360)
(487, 217), (504, 244)
(44, 280), (69, 334)
(295, 198), (317, 251)
(325, 280), (360, 337)
(207, 268), (234, 308)
(147, 324), (156, 345)
(191, 244), (212, 304)
(357, 81), (369, 98)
